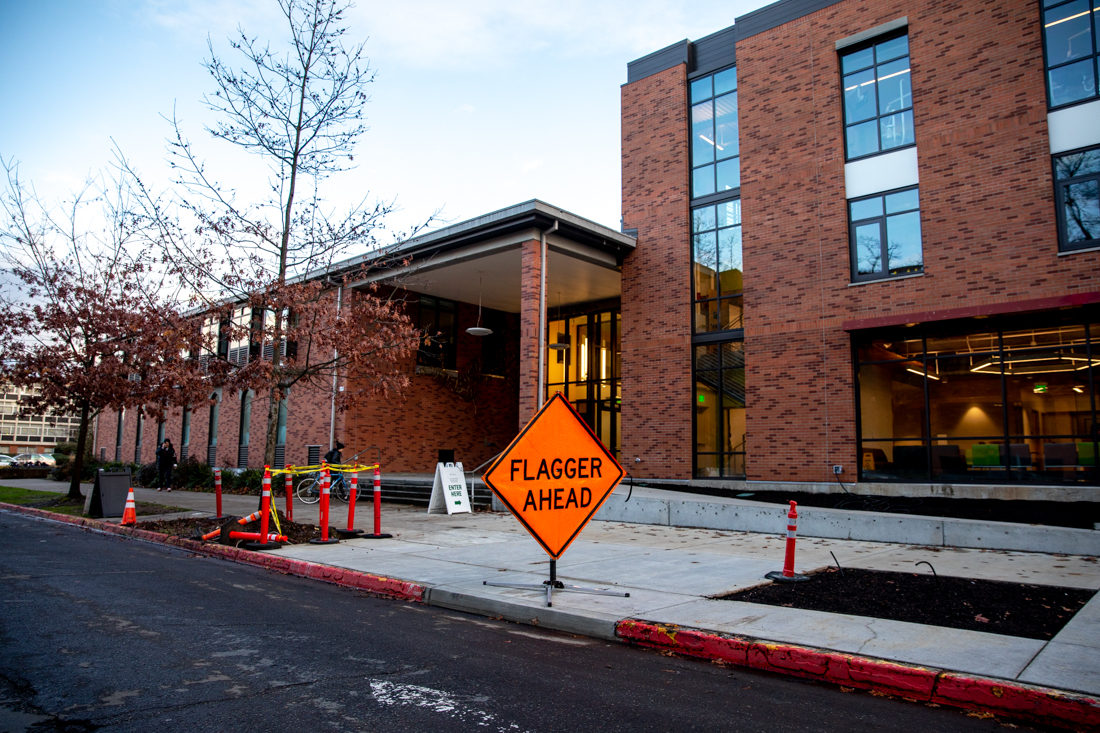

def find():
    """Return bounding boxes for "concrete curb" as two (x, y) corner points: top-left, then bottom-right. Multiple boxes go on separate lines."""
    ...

(424, 587), (621, 640)
(0, 503), (426, 602)
(615, 620), (1100, 731)
(6, 501), (1098, 729)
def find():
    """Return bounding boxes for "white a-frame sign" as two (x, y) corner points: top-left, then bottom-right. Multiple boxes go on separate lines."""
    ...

(428, 462), (471, 515)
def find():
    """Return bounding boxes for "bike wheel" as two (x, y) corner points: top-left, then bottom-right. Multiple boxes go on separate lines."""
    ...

(296, 478), (321, 504)
(333, 479), (350, 503)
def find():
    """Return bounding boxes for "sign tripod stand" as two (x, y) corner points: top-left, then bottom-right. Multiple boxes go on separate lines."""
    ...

(483, 559), (628, 607)
(480, 393), (632, 608)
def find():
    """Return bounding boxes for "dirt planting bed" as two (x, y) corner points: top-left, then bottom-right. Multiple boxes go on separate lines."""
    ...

(719, 567), (1094, 640)
(135, 512), (338, 545)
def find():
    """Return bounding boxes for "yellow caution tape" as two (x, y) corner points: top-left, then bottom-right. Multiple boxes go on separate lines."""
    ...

(269, 463), (379, 476)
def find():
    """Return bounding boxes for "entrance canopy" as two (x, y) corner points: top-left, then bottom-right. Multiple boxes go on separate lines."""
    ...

(338, 200), (636, 312)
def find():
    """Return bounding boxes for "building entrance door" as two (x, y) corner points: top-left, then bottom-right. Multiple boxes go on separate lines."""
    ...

(546, 309), (621, 459)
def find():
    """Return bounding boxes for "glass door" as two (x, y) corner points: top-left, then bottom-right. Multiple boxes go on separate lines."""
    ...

(546, 309), (621, 458)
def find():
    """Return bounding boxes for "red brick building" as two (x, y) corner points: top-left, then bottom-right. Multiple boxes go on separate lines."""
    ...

(102, 0), (1099, 495)
(621, 0), (1099, 490)
(97, 202), (635, 478)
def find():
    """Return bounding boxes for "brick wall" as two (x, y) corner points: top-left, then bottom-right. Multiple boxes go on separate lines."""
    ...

(620, 63), (694, 480)
(737, 0), (1100, 481)
(100, 296), (520, 475)
(518, 238), (543, 429)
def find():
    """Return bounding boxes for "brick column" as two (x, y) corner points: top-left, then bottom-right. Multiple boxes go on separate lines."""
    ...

(620, 63), (694, 480)
(518, 238), (543, 429)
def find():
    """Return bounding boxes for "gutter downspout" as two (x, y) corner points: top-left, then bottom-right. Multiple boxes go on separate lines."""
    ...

(538, 221), (558, 411)
(329, 284), (343, 451)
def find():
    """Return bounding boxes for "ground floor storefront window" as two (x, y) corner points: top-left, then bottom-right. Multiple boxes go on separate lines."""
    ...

(694, 339), (746, 478)
(855, 313), (1099, 484)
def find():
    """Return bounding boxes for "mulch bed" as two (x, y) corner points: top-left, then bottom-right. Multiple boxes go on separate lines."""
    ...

(674, 486), (1100, 529)
(719, 567), (1094, 640)
(135, 512), (335, 545)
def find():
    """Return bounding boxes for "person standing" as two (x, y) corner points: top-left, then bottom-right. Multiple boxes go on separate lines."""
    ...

(156, 439), (177, 492)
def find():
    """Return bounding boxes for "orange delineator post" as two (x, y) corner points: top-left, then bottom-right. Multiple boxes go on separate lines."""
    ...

(214, 468), (223, 519)
(200, 511), (264, 542)
(259, 467), (272, 541)
(782, 501), (798, 578)
(347, 471), (358, 529)
(309, 463), (340, 544)
(120, 487), (137, 527)
(363, 464), (392, 539)
(284, 468), (294, 522)
(228, 531), (288, 542)
(373, 466), (381, 535)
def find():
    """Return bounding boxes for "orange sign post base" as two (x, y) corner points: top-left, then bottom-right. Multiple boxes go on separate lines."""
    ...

(481, 393), (631, 607)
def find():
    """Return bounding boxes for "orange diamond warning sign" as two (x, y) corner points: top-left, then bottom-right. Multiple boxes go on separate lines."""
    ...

(482, 393), (624, 559)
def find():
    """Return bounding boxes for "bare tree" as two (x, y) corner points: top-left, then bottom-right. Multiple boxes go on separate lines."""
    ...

(0, 161), (210, 499)
(130, 0), (433, 468)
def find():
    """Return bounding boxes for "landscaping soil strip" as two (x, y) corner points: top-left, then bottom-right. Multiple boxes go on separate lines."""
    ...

(615, 619), (1100, 731)
(720, 567), (1094, 640)
(0, 502), (424, 602)
(5, 501), (1098, 729)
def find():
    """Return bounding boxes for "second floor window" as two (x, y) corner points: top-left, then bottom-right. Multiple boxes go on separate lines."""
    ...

(841, 33), (913, 160)
(690, 67), (739, 198)
(1054, 145), (1100, 250)
(1043, 0), (1099, 108)
(418, 296), (457, 370)
(692, 199), (743, 332)
(850, 186), (923, 282)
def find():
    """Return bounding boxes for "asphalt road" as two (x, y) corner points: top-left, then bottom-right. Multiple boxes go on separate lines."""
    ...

(0, 510), (1051, 733)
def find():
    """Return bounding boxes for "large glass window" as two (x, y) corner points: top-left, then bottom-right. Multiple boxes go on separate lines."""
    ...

(546, 309), (621, 458)
(1042, 0), (1099, 108)
(840, 33), (914, 160)
(850, 186), (923, 281)
(690, 67), (739, 198)
(1054, 145), (1100, 251)
(417, 296), (457, 370)
(856, 318), (1100, 485)
(694, 341), (746, 478)
(692, 200), (743, 332)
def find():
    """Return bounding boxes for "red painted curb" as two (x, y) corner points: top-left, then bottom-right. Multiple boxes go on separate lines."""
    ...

(0, 502), (425, 602)
(616, 620), (1100, 730)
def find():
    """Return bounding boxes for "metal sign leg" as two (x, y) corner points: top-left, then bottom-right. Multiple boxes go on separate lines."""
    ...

(483, 559), (630, 607)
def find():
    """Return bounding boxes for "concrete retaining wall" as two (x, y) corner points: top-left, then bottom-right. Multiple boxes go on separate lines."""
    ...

(590, 488), (1100, 556)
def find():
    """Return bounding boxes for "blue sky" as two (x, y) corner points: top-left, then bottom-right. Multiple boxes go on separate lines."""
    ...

(0, 0), (772, 240)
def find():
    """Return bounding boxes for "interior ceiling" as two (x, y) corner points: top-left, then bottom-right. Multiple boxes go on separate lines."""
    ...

(388, 249), (621, 313)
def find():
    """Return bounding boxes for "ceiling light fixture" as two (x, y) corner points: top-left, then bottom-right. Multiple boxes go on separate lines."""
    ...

(549, 291), (569, 351)
(907, 367), (940, 381)
(466, 272), (493, 337)
(699, 134), (724, 151)
(970, 352), (1100, 375)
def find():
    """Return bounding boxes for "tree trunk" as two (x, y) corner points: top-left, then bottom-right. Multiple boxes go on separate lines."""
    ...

(263, 384), (281, 469)
(69, 401), (91, 500)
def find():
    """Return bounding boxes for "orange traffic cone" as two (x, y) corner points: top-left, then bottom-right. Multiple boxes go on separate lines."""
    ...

(121, 487), (137, 527)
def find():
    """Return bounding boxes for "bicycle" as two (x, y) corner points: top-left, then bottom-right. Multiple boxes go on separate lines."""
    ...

(296, 472), (353, 504)
(295, 449), (371, 504)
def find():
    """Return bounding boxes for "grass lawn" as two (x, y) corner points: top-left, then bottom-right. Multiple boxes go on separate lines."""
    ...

(0, 486), (189, 517)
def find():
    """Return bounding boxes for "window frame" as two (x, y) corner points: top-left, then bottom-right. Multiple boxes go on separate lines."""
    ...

(838, 29), (915, 163)
(1052, 143), (1100, 252)
(690, 198), (744, 335)
(848, 185), (924, 283)
(1040, 0), (1100, 111)
(417, 295), (459, 370)
(688, 65), (740, 200)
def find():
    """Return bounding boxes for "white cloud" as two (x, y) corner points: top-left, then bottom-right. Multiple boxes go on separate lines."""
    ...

(351, 0), (767, 70)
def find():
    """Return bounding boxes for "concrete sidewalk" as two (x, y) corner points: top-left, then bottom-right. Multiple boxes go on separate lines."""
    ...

(7, 478), (1100, 700)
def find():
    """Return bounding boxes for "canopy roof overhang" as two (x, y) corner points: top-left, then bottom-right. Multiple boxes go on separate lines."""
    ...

(320, 200), (637, 313)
